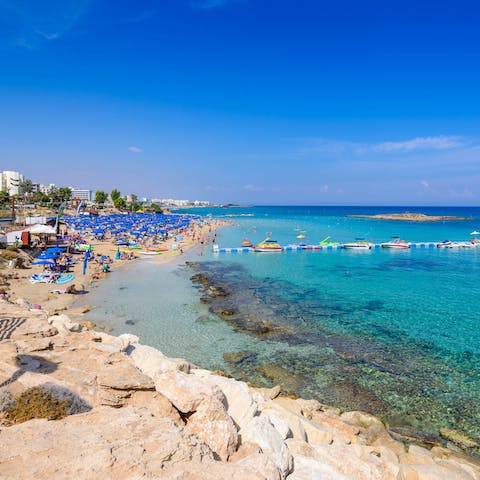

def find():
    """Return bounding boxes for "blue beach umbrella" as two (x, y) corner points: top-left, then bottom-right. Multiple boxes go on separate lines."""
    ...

(39, 252), (60, 259)
(32, 260), (55, 265)
(46, 247), (66, 253)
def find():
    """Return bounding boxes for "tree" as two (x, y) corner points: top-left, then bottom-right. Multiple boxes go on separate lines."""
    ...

(95, 190), (109, 205)
(57, 187), (72, 202)
(111, 189), (121, 202)
(48, 187), (71, 208)
(20, 179), (34, 196)
(148, 203), (163, 214)
(31, 191), (49, 204)
(114, 197), (126, 210)
(0, 191), (10, 207)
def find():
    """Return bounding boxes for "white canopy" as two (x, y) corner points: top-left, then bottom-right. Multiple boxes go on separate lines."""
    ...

(29, 224), (56, 235)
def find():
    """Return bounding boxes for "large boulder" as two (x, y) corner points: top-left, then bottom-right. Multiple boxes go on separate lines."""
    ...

(191, 370), (259, 431)
(47, 314), (81, 335)
(126, 390), (182, 423)
(127, 343), (191, 376)
(242, 413), (293, 477)
(97, 358), (154, 407)
(185, 395), (239, 461)
(154, 369), (225, 413)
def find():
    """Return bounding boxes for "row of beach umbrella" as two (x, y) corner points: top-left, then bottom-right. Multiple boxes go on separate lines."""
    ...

(61, 213), (201, 240)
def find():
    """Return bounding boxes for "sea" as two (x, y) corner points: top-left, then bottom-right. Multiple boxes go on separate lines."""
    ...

(76, 206), (480, 451)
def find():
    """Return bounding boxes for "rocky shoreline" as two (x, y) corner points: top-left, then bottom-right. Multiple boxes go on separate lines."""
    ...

(1, 299), (480, 479)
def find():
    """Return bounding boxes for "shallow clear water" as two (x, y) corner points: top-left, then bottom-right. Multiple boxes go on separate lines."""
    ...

(77, 206), (480, 450)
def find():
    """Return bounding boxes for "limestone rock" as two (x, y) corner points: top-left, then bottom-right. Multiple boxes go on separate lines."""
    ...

(185, 395), (239, 461)
(310, 410), (360, 444)
(47, 314), (81, 335)
(286, 454), (349, 480)
(15, 337), (52, 353)
(264, 409), (292, 440)
(285, 438), (316, 458)
(97, 360), (154, 391)
(265, 400), (335, 445)
(401, 463), (477, 480)
(208, 374), (259, 431)
(161, 454), (282, 480)
(253, 384), (282, 402)
(118, 332), (139, 346)
(400, 445), (435, 466)
(340, 410), (385, 430)
(273, 396), (303, 416)
(242, 413), (293, 477)
(0, 406), (215, 478)
(126, 390), (182, 423)
(79, 320), (96, 330)
(128, 343), (191, 376)
(154, 370), (225, 413)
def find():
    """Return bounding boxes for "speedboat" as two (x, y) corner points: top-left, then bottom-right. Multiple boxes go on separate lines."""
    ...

(342, 238), (373, 250)
(254, 238), (283, 252)
(437, 240), (453, 248)
(318, 236), (340, 247)
(381, 237), (410, 249)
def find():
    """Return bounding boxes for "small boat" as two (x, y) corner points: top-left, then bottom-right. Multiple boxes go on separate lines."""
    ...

(296, 234), (307, 239)
(287, 243), (321, 250)
(381, 237), (410, 249)
(301, 244), (321, 250)
(437, 240), (453, 248)
(318, 236), (340, 247)
(241, 238), (253, 247)
(254, 238), (283, 252)
(342, 238), (373, 250)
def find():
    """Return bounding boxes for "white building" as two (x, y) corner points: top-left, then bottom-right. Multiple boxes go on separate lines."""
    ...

(70, 188), (92, 201)
(1, 171), (25, 196)
(39, 183), (56, 195)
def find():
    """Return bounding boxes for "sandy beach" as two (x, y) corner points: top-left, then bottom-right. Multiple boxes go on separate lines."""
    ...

(0, 216), (226, 317)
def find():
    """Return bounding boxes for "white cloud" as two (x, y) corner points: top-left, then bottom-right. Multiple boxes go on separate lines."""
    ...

(243, 184), (259, 191)
(128, 146), (142, 153)
(294, 135), (467, 159)
(420, 180), (431, 190)
(34, 30), (60, 41)
(1, 0), (92, 48)
(372, 136), (463, 153)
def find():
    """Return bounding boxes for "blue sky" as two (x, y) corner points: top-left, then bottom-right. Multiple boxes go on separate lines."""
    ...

(0, 0), (479, 205)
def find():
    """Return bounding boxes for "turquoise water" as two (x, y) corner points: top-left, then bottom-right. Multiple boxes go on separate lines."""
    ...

(78, 206), (480, 451)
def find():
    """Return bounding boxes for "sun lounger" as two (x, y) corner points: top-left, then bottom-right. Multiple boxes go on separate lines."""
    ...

(30, 273), (58, 284)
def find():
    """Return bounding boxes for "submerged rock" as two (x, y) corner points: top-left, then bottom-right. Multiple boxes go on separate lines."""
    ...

(223, 350), (258, 365)
(440, 428), (479, 449)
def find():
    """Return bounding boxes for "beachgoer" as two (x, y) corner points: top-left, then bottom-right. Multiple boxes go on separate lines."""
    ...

(66, 284), (79, 294)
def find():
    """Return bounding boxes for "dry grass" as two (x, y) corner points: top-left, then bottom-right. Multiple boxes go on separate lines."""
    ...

(5, 387), (68, 424)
